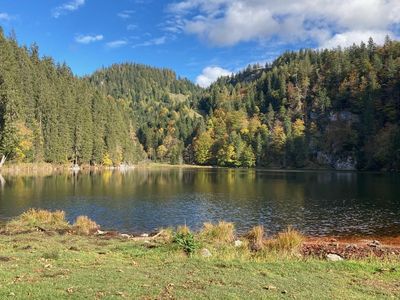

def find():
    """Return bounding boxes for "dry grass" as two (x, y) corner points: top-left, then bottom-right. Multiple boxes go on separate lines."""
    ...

(269, 226), (304, 253)
(200, 221), (235, 244)
(176, 225), (191, 235)
(245, 225), (265, 251)
(72, 216), (100, 235)
(156, 228), (174, 244)
(5, 209), (69, 233)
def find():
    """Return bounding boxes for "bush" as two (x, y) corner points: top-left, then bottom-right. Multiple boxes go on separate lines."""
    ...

(5, 209), (69, 233)
(271, 226), (304, 253)
(72, 216), (99, 235)
(174, 231), (198, 255)
(245, 225), (265, 251)
(200, 221), (235, 244)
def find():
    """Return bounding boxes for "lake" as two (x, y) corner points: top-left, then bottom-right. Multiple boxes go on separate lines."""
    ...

(0, 168), (399, 237)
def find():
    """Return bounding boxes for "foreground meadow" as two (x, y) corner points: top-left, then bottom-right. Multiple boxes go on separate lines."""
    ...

(0, 210), (398, 299)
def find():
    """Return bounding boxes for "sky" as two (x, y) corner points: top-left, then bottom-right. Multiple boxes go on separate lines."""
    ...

(1, 0), (400, 87)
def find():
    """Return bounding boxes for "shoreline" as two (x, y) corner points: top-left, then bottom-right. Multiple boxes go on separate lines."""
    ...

(0, 162), (398, 175)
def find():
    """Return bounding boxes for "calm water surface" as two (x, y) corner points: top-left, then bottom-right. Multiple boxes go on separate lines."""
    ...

(0, 168), (399, 236)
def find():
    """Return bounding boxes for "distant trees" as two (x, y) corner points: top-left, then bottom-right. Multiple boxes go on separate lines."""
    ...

(0, 28), (145, 166)
(89, 63), (203, 165)
(193, 37), (400, 170)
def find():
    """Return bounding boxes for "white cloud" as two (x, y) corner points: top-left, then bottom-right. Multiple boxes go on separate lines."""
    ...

(118, 10), (135, 19)
(320, 30), (394, 49)
(0, 13), (12, 21)
(132, 36), (167, 48)
(196, 66), (232, 88)
(53, 0), (85, 18)
(106, 40), (128, 48)
(167, 0), (400, 48)
(75, 34), (104, 44)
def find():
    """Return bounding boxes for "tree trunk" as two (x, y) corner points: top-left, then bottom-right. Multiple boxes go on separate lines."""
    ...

(0, 155), (6, 168)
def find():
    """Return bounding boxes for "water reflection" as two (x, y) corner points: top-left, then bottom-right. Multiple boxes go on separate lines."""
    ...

(0, 168), (399, 236)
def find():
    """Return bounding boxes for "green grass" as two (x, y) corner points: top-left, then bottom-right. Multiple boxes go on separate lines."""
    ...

(0, 232), (398, 299)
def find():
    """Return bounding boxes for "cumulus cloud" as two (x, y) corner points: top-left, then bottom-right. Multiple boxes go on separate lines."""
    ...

(320, 30), (394, 49)
(167, 0), (400, 48)
(75, 34), (104, 44)
(53, 0), (85, 18)
(196, 66), (232, 88)
(106, 40), (128, 48)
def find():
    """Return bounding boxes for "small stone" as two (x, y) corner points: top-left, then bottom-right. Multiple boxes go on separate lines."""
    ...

(141, 233), (149, 237)
(264, 285), (277, 290)
(96, 230), (106, 235)
(120, 234), (130, 239)
(326, 253), (344, 261)
(234, 240), (243, 247)
(200, 248), (212, 258)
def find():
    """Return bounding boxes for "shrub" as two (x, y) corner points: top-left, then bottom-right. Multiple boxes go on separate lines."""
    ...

(72, 216), (99, 235)
(271, 226), (304, 253)
(174, 231), (198, 255)
(245, 225), (265, 251)
(5, 209), (69, 233)
(200, 221), (235, 244)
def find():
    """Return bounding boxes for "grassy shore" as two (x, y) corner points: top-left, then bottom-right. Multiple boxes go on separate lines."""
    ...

(0, 210), (399, 299)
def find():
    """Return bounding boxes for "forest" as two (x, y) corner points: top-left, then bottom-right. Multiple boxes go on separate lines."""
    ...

(1, 27), (399, 171)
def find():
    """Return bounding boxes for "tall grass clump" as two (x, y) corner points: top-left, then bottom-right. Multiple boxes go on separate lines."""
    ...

(245, 225), (265, 251)
(5, 209), (69, 233)
(200, 221), (235, 244)
(72, 216), (99, 235)
(270, 226), (304, 253)
(176, 225), (191, 235)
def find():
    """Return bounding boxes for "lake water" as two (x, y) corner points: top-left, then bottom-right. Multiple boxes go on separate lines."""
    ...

(0, 168), (399, 237)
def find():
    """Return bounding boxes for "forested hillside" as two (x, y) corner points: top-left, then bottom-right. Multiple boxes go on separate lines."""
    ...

(89, 64), (204, 164)
(0, 29), (145, 166)
(1, 26), (399, 171)
(193, 38), (400, 170)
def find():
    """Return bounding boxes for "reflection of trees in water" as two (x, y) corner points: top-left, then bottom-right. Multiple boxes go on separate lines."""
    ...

(0, 169), (399, 235)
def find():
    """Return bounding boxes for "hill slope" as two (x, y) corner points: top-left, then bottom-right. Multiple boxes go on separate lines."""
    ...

(89, 63), (204, 164)
(193, 38), (400, 170)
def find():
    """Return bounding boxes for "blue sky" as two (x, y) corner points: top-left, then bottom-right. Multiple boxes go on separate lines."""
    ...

(1, 0), (399, 87)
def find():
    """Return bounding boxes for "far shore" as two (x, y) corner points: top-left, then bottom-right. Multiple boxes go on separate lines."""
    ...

(1, 161), (397, 176)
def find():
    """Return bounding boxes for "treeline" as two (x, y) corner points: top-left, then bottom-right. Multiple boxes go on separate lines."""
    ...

(1, 26), (400, 171)
(192, 37), (400, 170)
(0, 29), (145, 166)
(89, 64), (204, 164)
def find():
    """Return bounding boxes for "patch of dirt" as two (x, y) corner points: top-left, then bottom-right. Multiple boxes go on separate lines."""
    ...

(302, 237), (400, 259)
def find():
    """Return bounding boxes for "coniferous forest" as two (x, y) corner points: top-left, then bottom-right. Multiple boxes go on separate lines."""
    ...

(1, 27), (400, 171)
